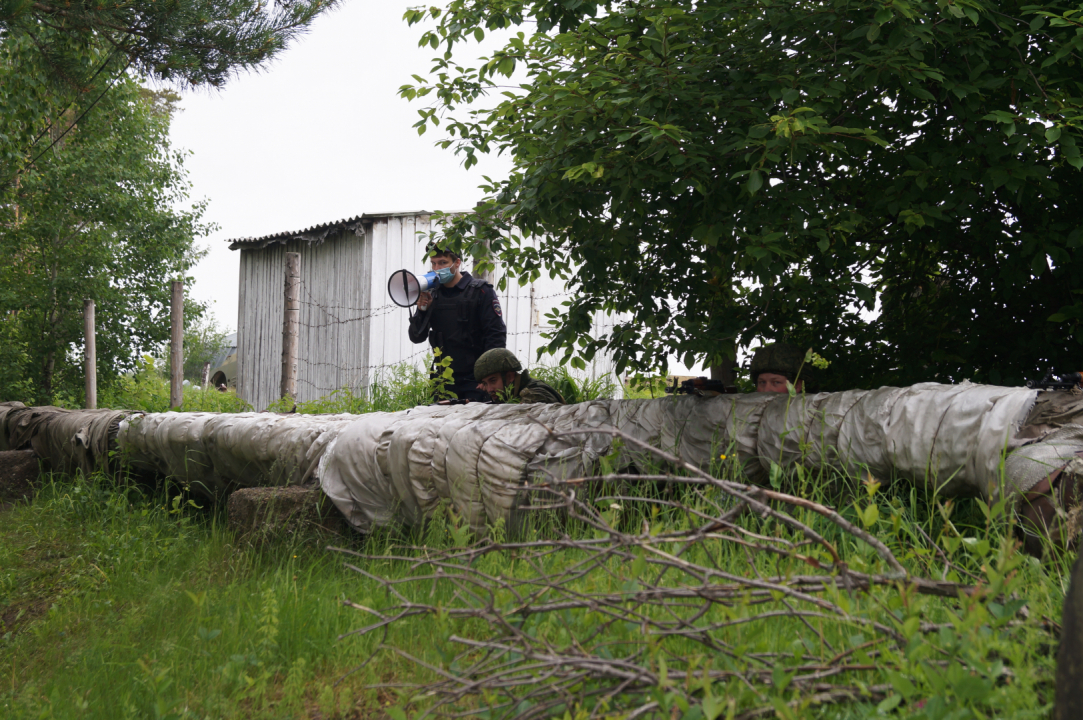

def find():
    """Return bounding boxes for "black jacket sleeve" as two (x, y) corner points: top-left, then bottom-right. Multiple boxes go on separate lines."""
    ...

(408, 300), (435, 344)
(477, 284), (507, 351)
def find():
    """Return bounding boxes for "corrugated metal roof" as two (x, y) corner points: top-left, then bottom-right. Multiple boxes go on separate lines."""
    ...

(226, 210), (434, 251)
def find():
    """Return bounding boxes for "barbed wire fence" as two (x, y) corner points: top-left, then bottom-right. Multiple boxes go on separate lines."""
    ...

(279, 275), (582, 403)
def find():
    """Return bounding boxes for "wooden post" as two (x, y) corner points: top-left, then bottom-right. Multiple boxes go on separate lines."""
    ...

(83, 299), (96, 409)
(170, 280), (184, 409)
(280, 252), (301, 401)
(200, 361), (211, 388)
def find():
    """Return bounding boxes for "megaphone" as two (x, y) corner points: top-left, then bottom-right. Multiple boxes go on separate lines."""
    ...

(388, 268), (451, 307)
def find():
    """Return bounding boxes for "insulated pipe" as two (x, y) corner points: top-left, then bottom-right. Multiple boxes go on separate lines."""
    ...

(4, 383), (1082, 537)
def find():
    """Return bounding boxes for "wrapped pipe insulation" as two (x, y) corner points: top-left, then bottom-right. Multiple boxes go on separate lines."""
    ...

(116, 412), (361, 499)
(4, 383), (1083, 536)
(0, 401), (129, 476)
(317, 382), (1078, 533)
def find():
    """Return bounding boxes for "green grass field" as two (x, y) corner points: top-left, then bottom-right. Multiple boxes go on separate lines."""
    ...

(0, 461), (1071, 719)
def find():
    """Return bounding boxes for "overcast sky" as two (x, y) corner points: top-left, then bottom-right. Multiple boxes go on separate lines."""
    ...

(169, 1), (513, 333)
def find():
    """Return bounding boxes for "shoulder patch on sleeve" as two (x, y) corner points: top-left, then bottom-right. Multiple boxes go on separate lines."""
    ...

(493, 298), (502, 317)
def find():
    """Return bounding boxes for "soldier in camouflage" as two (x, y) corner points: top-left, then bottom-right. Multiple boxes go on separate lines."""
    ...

(749, 343), (817, 393)
(474, 349), (565, 405)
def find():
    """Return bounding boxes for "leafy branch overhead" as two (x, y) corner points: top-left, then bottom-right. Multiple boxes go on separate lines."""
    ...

(1, 0), (340, 87)
(403, 0), (1083, 387)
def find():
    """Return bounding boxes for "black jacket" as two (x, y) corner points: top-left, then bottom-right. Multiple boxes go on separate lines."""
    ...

(408, 271), (507, 382)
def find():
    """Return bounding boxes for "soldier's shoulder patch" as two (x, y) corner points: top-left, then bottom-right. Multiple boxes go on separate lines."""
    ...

(493, 298), (502, 317)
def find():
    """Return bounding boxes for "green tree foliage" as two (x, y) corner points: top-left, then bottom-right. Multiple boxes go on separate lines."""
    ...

(0, 72), (210, 404)
(0, 0), (337, 193)
(404, 0), (1083, 388)
(171, 311), (230, 382)
(0, 0), (338, 87)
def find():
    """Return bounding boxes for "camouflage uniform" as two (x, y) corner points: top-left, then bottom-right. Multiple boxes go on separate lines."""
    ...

(512, 369), (565, 405)
(474, 349), (565, 405)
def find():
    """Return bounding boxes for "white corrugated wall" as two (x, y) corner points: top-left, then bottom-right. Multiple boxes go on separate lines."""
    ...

(236, 212), (622, 410)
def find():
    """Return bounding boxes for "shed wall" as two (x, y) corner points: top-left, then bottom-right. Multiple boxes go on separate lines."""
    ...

(236, 213), (621, 410)
(237, 225), (371, 411)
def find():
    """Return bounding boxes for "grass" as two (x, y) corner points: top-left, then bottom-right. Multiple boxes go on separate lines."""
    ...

(0, 456), (1072, 719)
(0, 473), (439, 719)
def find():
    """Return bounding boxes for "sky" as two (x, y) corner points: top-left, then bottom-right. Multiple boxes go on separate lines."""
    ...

(169, 1), (514, 334)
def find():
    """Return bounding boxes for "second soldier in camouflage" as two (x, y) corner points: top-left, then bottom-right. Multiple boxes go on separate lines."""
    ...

(474, 349), (565, 404)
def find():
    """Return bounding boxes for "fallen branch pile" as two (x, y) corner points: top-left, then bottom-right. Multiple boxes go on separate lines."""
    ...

(332, 428), (1031, 719)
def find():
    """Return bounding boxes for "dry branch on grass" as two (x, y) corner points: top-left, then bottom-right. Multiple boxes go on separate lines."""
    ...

(329, 427), (1002, 719)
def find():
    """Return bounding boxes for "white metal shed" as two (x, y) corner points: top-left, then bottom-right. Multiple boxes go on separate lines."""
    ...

(227, 211), (621, 410)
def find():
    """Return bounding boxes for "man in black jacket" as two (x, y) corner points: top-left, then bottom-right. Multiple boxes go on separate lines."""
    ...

(408, 246), (507, 402)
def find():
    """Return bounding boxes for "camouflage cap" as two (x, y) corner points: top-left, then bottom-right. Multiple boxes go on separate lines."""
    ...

(474, 348), (522, 380)
(749, 343), (813, 386)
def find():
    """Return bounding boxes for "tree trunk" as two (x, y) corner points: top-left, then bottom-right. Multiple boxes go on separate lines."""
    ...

(709, 337), (737, 386)
(42, 351), (55, 398)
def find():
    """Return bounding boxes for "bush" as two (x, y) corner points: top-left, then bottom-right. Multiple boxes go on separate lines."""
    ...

(100, 354), (251, 413)
(528, 364), (619, 402)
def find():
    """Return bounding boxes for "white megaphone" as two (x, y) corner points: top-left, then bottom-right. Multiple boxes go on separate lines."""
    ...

(388, 267), (453, 307)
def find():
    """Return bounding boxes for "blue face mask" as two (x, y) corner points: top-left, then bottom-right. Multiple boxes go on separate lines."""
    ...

(435, 266), (455, 284)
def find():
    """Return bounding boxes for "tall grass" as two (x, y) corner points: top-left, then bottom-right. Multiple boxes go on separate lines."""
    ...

(0, 450), (1070, 719)
(0, 472), (461, 719)
(266, 363), (434, 414)
(99, 357), (433, 415)
(99, 355), (252, 413)
(528, 364), (619, 402)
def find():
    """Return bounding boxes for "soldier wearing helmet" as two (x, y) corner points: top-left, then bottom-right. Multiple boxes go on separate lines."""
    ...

(474, 349), (565, 404)
(408, 244), (507, 402)
(749, 343), (815, 393)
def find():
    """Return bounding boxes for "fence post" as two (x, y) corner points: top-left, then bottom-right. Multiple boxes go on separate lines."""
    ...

(84, 299), (96, 409)
(170, 280), (184, 409)
(281, 252), (300, 402)
(200, 361), (211, 388)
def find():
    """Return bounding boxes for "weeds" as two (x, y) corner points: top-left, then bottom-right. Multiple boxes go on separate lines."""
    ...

(99, 354), (252, 413)
(0, 433), (1073, 719)
(265, 362), (434, 414)
(342, 431), (1066, 720)
(529, 365), (619, 402)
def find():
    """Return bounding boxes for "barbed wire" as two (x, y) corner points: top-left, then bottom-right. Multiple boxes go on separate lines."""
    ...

(295, 278), (575, 327)
(267, 278), (606, 399)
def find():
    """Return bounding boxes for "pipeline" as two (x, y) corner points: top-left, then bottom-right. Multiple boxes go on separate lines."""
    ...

(2, 382), (1082, 539)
